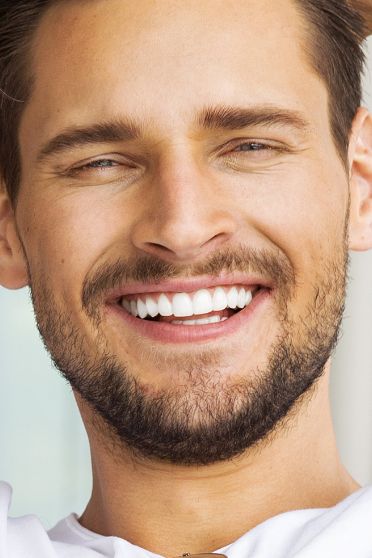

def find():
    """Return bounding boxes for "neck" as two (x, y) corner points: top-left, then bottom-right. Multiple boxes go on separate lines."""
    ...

(77, 367), (360, 557)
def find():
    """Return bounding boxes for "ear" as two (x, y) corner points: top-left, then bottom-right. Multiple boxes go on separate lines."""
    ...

(0, 184), (29, 289)
(348, 107), (372, 251)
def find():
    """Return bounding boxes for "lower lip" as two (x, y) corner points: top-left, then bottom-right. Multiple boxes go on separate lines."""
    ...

(107, 288), (271, 344)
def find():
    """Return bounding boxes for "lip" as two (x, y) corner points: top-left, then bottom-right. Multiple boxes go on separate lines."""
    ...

(107, 287), (271, 344)
(106, 273), (273, 303)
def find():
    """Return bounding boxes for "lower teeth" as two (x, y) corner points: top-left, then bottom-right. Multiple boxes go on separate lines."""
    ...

(171, 316), (228, 326)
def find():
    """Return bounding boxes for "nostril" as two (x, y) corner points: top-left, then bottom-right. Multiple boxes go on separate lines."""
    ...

(146, 242), (175, 254)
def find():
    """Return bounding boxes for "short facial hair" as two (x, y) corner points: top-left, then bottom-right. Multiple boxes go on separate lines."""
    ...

(28, 239), (349, 466)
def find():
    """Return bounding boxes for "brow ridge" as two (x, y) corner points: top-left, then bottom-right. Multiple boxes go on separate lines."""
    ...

(197, 104), (312, 132)
(37, 119), (141, 163)
(37, 104), (311, 163)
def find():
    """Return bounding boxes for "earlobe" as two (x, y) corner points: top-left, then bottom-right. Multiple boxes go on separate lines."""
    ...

(0, 187), (29, 289)
(348, 107), (372, 251)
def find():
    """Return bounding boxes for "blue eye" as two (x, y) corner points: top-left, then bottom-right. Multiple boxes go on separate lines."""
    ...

(66, 155), (141, 184)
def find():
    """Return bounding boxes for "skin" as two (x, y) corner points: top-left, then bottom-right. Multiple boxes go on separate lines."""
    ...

(1, 0), (372, 555)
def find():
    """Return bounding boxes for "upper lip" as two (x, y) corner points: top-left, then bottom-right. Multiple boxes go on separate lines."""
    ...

(106, 273), (273, 302)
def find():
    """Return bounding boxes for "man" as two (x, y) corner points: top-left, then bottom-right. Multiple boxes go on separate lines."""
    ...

(0, 0), (372, 556)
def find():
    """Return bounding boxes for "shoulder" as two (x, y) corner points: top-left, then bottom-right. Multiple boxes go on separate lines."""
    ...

(0, 481), (57, 557)
(278, 486), (372, 554)
(230, 486), (372, 557)
(0, 482), (103, 557)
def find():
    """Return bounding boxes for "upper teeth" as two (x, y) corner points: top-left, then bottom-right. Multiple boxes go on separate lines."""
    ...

(121, 286), (254, 319)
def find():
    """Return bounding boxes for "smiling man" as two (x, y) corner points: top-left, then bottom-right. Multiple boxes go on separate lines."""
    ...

(1, 0), (372, 557)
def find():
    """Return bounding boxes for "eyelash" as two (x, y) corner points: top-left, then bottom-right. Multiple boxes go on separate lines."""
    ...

(71, 141), (282, 174)
(82, 159), (121, 169)
(232, 141), (274, 152)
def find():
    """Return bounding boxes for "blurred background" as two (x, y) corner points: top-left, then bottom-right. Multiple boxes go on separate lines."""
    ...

(0, 37), (371, 532)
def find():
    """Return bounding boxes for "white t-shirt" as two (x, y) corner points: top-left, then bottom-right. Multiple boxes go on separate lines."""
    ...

(1, 480), (372, 557)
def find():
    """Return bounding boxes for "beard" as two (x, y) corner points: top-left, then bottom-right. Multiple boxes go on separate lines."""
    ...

(28, 238), (349, 466)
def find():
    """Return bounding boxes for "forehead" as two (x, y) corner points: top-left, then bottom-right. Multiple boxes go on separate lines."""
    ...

(22, 0), (327, 145)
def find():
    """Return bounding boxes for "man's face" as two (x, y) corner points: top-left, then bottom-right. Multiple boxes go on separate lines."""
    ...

(15, 0), (349, 464)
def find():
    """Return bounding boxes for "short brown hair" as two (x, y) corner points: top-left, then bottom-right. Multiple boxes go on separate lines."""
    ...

(0, 0), (366, 205)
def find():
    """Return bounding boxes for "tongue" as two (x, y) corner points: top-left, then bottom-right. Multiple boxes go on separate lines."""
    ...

(156, 308), (236, 323)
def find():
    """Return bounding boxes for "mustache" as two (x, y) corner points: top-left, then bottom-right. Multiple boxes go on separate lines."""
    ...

(81, 245), (296, 315)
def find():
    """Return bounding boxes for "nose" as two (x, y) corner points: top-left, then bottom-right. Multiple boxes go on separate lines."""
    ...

(130, 151), (239, 263)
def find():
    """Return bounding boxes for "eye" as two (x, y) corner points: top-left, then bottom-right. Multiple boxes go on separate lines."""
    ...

(63, 154), (143, 186)
(68, 155), (138, 176)
(232, 141), (275, 154)
(88, 159), (116, 167)
(78, 158), (122, 171)
(219, 139), (289, 171)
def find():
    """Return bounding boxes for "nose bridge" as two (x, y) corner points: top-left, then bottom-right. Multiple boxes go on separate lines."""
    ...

(131, 143), (237, 259)
(157, 147), (210, 217)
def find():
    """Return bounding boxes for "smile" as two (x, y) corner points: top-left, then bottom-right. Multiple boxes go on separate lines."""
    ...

(120, 285), (259, 324)
(108, 279), (271, 344)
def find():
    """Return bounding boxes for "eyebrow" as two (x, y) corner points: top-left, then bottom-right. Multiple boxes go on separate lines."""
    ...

(37, 119), (142, 163)
(197, 105), (312, 133)
(37, 104), (312, 163)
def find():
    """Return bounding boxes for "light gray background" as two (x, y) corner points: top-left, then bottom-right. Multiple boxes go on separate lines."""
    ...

(1, 37), (371, 531)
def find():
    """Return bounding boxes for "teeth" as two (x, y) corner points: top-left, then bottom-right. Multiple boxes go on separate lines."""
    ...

(237, 287), (246, 309)
(137, 298), (148, 319)
(172, 292), (194, 317)
(158, 293), (173, 316)
(145, 296), (159, 317)
(122, 285), (257, 320)
(226, 286), (238, 309)
(121, 298), (131, 313)
(172, 315), (228, 325)
(130, 300), (138, 317)
(212, 287), (228, 311)
(194, 315), (220, 325)
(192, 289), (213, 315)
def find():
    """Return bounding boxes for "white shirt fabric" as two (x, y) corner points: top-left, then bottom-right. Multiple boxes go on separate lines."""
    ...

(1, 480), (372, 558)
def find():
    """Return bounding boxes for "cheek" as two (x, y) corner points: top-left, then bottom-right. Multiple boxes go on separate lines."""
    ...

(18, 191), (134, 305)
(227, 161), (349, 319)
(235, 168), (348, 321)
(235, 163), (349, 267)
